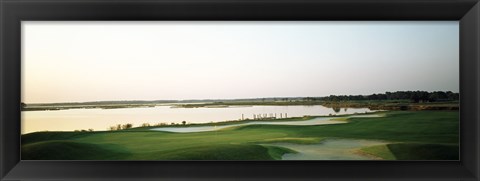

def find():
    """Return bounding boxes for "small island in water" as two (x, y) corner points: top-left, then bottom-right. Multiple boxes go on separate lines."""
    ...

(21, 91), (459, 160)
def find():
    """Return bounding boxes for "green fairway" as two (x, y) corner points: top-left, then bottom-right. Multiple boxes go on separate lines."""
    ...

(21, 110), (459, 160)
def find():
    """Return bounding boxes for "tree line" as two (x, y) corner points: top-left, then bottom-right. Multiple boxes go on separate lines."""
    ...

(307, 91), (459, 103)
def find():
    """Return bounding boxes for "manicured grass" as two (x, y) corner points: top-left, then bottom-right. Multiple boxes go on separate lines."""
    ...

(387, 143), (459, 160)
(22, 132), (97, 145)
(252, 137), (324, 145)
(236, 111), (459, 144)
(127, 144), (293, 160)
(21, 140), (131, 160)
(264, 145), (297, 160)
(21, 111), (459, 160)
(360, 145), (396, 160)
(359, 142), (459, 160)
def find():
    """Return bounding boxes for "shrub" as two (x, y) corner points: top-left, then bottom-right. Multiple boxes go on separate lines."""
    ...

(122, 123), (133, 130)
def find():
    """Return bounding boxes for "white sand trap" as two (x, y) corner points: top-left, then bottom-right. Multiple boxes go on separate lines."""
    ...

(149, 125), (232, 133)
(348, 114), (385, 118)
(151, 114), (384, 133)
(265, 138), (388, 160)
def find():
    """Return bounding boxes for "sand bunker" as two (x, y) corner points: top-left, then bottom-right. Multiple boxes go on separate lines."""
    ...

(151, 114), (384, 133)
(265, 138), (388, 160)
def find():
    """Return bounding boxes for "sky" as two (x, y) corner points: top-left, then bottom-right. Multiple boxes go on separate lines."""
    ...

(22, 21), (459, 103)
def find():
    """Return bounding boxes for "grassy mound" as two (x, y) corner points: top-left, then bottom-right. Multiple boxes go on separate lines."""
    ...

(21, 111), (459, 160)
(22, 132), (96, 145)
(360, 143), (459, 160)
(235, 111), (459, 144)
(264, 145), (297, 160)
(130, 144), (294, 160)
(360, 145), (396, 160)
(387, 143), (459, 160)
(22, 140), (130, 160)
(253, 137), (324, 144)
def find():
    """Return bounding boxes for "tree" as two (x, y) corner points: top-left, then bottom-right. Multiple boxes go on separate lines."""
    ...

(410, 92), (421, 103)
(21, 102), (27, 109)
(418, 91), (430, 102)
(122, 123), (133, 130)
(428, 92), (442, 102)
(315, 91), (458, 102)
(332, 107), (341, 113)
(182, 121), (186, 125)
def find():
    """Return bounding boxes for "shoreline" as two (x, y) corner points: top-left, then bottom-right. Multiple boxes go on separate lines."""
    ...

(22, 100), (459, 112)
(21, 111), (386, 135)
(139, 111), (385, 129)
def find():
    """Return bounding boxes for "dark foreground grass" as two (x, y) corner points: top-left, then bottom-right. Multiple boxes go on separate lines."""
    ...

(21, 111), (459, 160)
(21, 140), (131, 160)
(360, 143), (459, 160)
(387, 143), (459, 160)
(132, 144), (295, 160)
(22, 132), (94, 145)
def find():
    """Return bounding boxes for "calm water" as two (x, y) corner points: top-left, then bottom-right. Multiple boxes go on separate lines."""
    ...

(21, 105), (372, 134)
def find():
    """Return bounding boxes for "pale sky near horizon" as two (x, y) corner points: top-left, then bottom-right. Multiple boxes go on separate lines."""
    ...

(22, 21), (459, 104)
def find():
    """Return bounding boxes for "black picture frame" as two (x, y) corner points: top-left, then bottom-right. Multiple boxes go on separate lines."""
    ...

(1, 0), (479, 180)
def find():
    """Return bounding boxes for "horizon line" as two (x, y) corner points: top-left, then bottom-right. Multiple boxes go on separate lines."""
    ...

(23, 90), (459, 104)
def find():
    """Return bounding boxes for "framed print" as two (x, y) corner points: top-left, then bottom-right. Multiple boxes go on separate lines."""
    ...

(1, 0), (479, 180)
(19, 21), (460, 161)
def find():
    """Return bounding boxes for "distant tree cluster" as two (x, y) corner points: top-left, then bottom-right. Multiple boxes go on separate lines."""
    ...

(141, 123), (151, 127)
(74, 128), (94, 132)
(318, 91), (459, 103)
(109, 123), (133, 131)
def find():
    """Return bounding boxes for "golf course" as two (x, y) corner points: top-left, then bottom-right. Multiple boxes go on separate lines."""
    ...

(21, 22), (460, 161)
(21, 110), (459, 160)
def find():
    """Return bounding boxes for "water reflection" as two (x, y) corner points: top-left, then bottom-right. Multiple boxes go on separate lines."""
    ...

(21, 105), (372, 134)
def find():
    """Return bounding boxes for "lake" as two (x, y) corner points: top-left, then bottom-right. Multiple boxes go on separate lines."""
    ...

(21, 105), (373, 134)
